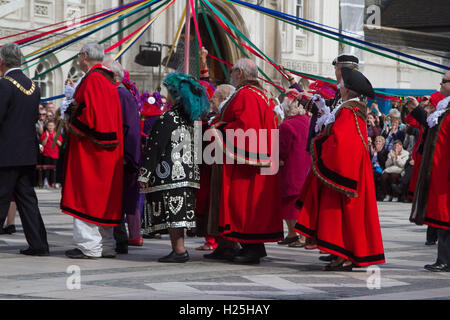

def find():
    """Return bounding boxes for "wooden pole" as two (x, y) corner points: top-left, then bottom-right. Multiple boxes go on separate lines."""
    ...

(184, 0), (191, 74)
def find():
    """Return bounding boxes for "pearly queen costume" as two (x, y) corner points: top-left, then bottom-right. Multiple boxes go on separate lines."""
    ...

(138, 105), (200, 235)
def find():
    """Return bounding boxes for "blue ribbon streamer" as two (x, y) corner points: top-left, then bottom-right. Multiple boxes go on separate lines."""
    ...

(226, 0), (449, 71)
(20, 0), (147, 48)
(23, 0), (163, 66)
(40, 94), (65, 103)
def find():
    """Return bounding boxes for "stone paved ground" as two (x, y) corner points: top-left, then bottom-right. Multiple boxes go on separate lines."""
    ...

(0, 189), (449, 300)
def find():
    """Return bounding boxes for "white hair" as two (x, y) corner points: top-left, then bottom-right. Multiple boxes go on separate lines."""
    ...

(104, 60), (124, 82)
(80, 42), (105, 62)
(233, 58), (258, 79)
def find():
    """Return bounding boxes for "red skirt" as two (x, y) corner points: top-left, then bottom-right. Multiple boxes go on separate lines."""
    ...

(294, 169), (386, 267)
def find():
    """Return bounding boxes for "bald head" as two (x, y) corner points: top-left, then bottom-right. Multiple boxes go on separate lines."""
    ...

(230, 58), (258, 87)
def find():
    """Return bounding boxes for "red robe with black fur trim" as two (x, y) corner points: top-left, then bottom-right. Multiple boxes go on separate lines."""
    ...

(294, 101), (385, 266)
(405, 110), (424, 199)
(210, 83), (283, 243)
(61, 64), (123, 226)
(410, 107), (450, 230)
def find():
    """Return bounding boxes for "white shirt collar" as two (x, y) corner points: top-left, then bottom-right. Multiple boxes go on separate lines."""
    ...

(4, 68), (22, 76)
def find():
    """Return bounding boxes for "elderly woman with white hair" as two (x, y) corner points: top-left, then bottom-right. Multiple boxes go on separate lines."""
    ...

(103, 59), (143, 253)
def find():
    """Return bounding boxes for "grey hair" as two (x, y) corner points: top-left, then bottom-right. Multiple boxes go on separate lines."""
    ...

(0, 43), (22, 68)
(336, 62), (359, 70)
(80, 42), (105, 62)
(104, 60), (124, 82)
(233, 58), (258, 79)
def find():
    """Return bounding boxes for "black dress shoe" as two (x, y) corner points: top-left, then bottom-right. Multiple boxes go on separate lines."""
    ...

(277, 236), (299, 245)
(231, 251), (261, 265)
(204, 247), (238, 261)
(319, 254), (338, 262)
(158, 251), (189, 263)
(425, 240), (437, 246)
(65, 248), (96, 259)
(115, 243), (129, 254)
(323, 262), (353, 272)
(424, 263), (450, 272)
(20, 248), (50, 256)
(0, 225), (16, 235)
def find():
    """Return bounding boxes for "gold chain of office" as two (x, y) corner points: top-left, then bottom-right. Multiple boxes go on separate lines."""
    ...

(4, 76), (36, 95)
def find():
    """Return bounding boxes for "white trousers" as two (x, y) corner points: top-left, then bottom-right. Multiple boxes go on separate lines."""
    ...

(73, 218), (115, 257)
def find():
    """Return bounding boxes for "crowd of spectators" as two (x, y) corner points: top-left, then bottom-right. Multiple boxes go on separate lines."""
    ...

(368, 97), (433, 203)
(35, 102), (64, 189)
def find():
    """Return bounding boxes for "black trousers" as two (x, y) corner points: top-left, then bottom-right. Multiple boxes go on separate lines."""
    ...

(437, 229), (450, 265)
(0, 166), (48, 251)
(113, 218), (129, 246)
(427, 226), (438, 243)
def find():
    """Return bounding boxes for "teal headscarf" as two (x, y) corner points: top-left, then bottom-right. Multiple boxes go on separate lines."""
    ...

(163, 73), (210, 122)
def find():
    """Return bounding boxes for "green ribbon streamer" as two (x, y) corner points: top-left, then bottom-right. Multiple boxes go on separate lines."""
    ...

(31, 1), (169, 80)
(200, 1), (282, 93)
(236, 2), (444, 75)
(287, 68), (406, 98)
(199, 0), (229, 82)
(194, 0), (200, 79)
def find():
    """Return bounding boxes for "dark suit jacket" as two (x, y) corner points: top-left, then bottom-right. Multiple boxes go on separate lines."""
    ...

(0, 69), (41, 167)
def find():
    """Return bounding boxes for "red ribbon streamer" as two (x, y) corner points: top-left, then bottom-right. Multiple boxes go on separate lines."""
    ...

(189, 0), (203, 49)
(8, 1), (146, 45)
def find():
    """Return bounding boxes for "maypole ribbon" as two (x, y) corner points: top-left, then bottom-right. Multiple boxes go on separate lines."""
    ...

(190, 0), (203, 49)
(223, 0), (448, 73)
(164, 9), (186, 73)
(199, 0), (229, 82)
(17, 0), (147, 47)
(24, 0), (153, 59)
(20, 2), (143, 49)
(38, 1), (168, 102)
(113, 0), (176, 61)
(31, 2), (164, 80)
(24, 0), (164, 67)
(201, 0), (288, 89)
(202, 0), (289, 83)
(0, 2), (141, 42)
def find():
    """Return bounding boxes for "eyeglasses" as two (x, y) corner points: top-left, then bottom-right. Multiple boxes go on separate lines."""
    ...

(442, 78), (450, 84)
(40, 113), (46, 116)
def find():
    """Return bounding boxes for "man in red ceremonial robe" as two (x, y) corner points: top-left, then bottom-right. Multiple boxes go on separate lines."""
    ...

(410, 71), (450, 272)
(61, 42), (123, 259)
(294, 68), (385, 271)
(209, 58), (283, 264)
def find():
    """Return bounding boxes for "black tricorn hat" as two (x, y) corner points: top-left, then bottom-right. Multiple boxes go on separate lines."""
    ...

(341, 67), (375, 99)
(332, 54), (359, 66)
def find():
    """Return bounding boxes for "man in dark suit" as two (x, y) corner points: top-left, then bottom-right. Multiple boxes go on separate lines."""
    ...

(0, 43), (49, 256)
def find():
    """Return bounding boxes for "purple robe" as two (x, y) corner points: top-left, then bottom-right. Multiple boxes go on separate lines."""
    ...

(118, 85), (141, 215)
(279, 114), (312, 198)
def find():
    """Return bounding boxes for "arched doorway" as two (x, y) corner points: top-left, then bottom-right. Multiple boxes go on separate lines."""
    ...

(174, 1), (250, 86)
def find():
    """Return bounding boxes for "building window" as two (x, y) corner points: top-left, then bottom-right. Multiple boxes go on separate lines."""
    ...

(68, 63), (84, 83)
(34, 62), (53, 98)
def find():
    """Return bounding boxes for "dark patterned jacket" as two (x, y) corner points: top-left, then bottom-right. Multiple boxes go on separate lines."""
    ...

(138, 104), (200, 193)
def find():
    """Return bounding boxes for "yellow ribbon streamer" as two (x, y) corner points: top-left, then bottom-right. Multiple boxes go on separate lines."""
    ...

(163, 8), (186, 73)
(24, 0), (152, 58)
(113, 0), (176, 61)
